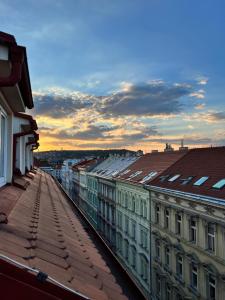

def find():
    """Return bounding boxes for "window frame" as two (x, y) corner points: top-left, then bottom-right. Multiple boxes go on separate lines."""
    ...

(0, 106), (7, 187)
(207, 223), (215, 252)
(190, 217), (197, 243)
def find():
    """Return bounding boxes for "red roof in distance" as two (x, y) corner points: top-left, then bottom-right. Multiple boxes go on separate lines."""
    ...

(150, 147), (225, 200)
(116, 150), (187, 185)
(72, 159), (101, 171)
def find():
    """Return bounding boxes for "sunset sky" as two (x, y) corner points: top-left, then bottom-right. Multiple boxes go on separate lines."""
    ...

(1, 0), (225, 152)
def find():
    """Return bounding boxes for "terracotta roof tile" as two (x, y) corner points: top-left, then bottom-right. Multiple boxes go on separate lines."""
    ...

(116, 150), (187, 184)
(0, 170), (141, 299)
(151, 147), (225, 199)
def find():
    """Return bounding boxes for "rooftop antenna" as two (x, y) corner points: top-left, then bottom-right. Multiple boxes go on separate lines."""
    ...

(181, 139), (184, 148)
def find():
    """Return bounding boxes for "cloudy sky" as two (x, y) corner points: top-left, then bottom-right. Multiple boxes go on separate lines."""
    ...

(1, 0), (225, 152)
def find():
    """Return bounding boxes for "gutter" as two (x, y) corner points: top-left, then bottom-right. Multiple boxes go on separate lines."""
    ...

(145, 185), (225, 208)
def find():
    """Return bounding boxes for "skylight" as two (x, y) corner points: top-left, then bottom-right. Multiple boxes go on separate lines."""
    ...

(159, 175), (170, 182)
(128, 170), (143, 179)
(193, 176), (209, 186)
(168, 174), (180, 182)
(180, 176), (194, 185)
(140, 171), (158, 184)
(120, 169), (130, 176)
(212, 179), (225, 189)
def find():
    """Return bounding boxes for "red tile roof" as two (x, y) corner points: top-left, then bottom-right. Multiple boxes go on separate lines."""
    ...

(116, 150), (187, 185)
(150, 147), (225, 199)
(0, 171), (141, 299)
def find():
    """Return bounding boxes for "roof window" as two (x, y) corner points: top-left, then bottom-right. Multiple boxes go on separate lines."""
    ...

(159, 175), (170, 182)
(128, 170), (143, 180)
(180, 176), (194, 185)
(140, 171), (158, 184)
(120, 169), (130, 176)
(212, 179), (225, 189)
(193, 176), (209, 186)
(168, 174), (181, 182)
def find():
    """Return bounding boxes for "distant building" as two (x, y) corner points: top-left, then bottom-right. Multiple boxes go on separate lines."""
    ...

(89, 155), (139, 247)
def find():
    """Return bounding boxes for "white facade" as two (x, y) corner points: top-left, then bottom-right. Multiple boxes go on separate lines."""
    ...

(0, 31), (38, 187)
(61, 159), (81, 195)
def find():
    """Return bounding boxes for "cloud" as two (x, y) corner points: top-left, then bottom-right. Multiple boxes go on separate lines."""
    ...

(195, 103), (205, 110)
(189, 89), (205, 99)
(207, 111), (225, 121)
(33, 89), (94, 118)
(34, 81), (199, 120)
(96, 81), (193, 116)
(40, 124), (159, 142)
(196, 76), (208, 85)
(71, 124), (119, 140)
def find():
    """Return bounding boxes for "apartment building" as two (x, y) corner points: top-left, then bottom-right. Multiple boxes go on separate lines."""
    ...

(115, 150), (186, 299)
(147, 147), (225, 300)
(87, 155), (139, 248)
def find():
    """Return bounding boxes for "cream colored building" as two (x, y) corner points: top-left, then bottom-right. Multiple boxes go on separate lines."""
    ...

(147, 147), (225, 300)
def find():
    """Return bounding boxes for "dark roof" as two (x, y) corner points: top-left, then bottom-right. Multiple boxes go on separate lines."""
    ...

(116, 151), (187, 185)
(0, 171), (139, 299)
(0, 31), (33, 109)
(150, 147), (225, 200)
(72, 159), (100, 171)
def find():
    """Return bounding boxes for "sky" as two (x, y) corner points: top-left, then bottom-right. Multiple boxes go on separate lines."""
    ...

(1, 0), (225, 152)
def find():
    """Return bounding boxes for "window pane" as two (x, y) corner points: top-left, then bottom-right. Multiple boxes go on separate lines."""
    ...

(0, 115), (6, 178)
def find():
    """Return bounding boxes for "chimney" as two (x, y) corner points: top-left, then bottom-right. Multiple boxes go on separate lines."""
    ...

(179, 139), (188, 151)
(151, 150), (158, 153)
(164, 143), (174, 152)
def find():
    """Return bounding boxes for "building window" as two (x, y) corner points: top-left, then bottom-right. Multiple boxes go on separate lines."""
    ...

(156, 274), (161, 299)
(140, 255), (148, 282)
(125, 216), (129, 234)
(131, 246), (136, 269)
(0, 109), (7, 187)
(208, 274), (216, 300)
(191, 263), (198, 290)
(155, 205), (160, 224)
(190, 217), (197, 243)
(207, 223), (215, 252)
(176, 255), (183, 279)
(124, 193), (128, 208)
(165, 208), (170, 229)
(132, 197), (136, 212)
(131, 221), (136, 240)
(176, 213), (182, 235)
(165, 246), (170, 267)
(140, 227), (148, 249)
(155, 239), (161, 260)
(117, 211), (123, 229)
(143, 201), (147, 218)
(124, 239), (129, 260)
(166, 283), (172, 300)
